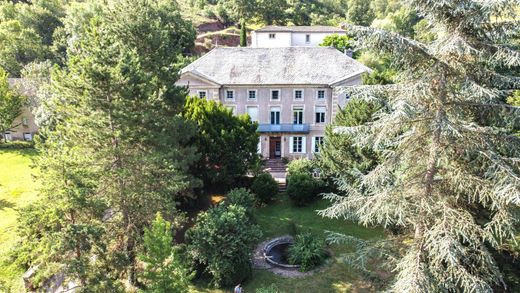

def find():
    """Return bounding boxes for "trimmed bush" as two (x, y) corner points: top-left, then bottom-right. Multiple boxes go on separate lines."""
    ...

(185, 204), (261, 287)
(251, 172), (278, 203)
(286, 173), (317, 206)
(287, 158), (314, 176)
(288, 232), (327, 272)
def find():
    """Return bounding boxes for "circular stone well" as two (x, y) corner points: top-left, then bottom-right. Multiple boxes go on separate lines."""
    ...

(263, 236), (300, 269)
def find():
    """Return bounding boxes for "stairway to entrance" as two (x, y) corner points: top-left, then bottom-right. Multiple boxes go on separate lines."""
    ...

(263, 159), (287, 192)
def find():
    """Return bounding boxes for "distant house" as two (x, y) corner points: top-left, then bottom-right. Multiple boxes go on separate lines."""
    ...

(2, 78), (38, 141)
(176, 46), (370, 159)
(251, 26), (347, 48)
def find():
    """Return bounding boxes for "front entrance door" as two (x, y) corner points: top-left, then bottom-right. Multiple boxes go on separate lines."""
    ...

(269, 137), (281, 159)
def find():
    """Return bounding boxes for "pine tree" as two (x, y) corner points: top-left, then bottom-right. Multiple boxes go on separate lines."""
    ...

(17, 0), (198, 289)
(320, 1), (520, 292)
(139, 213), (191, 293)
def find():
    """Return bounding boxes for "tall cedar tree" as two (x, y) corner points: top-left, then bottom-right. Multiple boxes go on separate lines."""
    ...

(320, 1), (520, 292)
(17, 0), (197, 289)
(240, 19), (247, 47)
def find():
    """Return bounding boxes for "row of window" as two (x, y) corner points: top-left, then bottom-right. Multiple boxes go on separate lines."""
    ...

(269, 106), (326, 124)
(289, 136), (324, 153)
(268, 33), (312, 44)
(197, 89), (326, 101)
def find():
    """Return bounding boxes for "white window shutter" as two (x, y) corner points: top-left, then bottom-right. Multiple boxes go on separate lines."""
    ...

(289, 137), (294, 154)
(257, 137), (261, 154)
(311, 137), (316, 153)
(302, 137), (306, 154)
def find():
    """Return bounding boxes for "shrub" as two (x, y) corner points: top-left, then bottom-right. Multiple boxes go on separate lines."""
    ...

(287, 158), (314, 176)
(288, 232), (327, 272)
(0, 140), (35, 149)
(251, 172), (279, 203)
(286, 173), (317, 206)
(225, 188), (256, 218)
(185, 204), (261, 287)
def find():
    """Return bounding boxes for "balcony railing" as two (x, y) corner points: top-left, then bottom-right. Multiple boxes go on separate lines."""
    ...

(257, 123), (310, 133)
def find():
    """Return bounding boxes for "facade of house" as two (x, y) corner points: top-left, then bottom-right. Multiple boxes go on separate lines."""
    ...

(176, 46), (370, 160)
(2, 79), (38, 141)
(251, 26), (347, 48)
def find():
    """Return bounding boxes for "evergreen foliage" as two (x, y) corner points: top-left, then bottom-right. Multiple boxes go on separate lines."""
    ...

(139, 213), (191, 293)
(0, 68), (26, 142)
(286, 173), (318, 206)
(320, 1), (520, 292)
(316, 99), (379, 180)
(240, 19), (247, 47)
(183, 96), (259, 189)
(16, 0), (198, 289)
(186, 203), (261, 287)
(251, 172), (279, 203)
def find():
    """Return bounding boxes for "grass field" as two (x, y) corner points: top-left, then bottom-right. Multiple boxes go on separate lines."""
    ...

(0, 148), (40, 291)
(191, 195), (385, 293)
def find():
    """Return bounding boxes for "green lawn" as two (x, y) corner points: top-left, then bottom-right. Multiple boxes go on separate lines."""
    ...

(0, 149), (40, 291)
(192, 194), (385, 293)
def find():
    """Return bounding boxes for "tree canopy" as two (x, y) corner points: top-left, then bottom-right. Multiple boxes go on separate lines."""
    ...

(321, 1), (520, 291)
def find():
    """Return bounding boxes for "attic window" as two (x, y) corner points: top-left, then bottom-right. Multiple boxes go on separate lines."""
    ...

(269, 33), (276, 39)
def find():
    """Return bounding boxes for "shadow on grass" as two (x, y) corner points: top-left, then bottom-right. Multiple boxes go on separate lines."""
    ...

(0, 198), (15, 211)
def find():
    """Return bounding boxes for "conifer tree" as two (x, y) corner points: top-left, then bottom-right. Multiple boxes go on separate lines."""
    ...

(139, 213), (191, 293)
(17, 0), (198, 289)
(321, 1), (520, 292)
(240, 19), (247, 47)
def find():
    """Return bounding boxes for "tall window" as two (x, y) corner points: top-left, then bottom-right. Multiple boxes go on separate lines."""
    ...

(293, 107), (303, 125)
(305, 34), (310, 43)
(226, 106), (236, 115)
(291, 136), (304, 153)
(271, 90), (280, 100)
(198, 91), (207, 99)
(317, 90), (325, 99)
(248, 90), (257, 100)
(226, 90), (234, 100)
(269, 33), (276, 39)
(314, 136), (324, 153)
(294, 89), (303, 100)
(247, 106), (258, 122)
(315, 106), (326, 123)
(270, 107), (280, 125)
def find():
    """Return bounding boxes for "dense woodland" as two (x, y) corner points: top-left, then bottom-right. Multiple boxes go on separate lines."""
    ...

(0, 0), (519, 292)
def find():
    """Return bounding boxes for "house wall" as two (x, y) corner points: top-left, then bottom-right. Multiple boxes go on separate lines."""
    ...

(3, 106), (38, 141)
(252, 31), (347, 48)
(251, 31), (292, 48)
(291, 32), (346, 47)
(176, 72), (363, 160)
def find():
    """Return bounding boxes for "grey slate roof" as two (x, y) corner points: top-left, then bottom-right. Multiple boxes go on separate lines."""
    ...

(180, 47), (370, 86)
(255, 25), (346, 33)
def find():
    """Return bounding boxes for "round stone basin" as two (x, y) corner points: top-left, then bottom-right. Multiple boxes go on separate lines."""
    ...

(263, 236), (300, 269)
